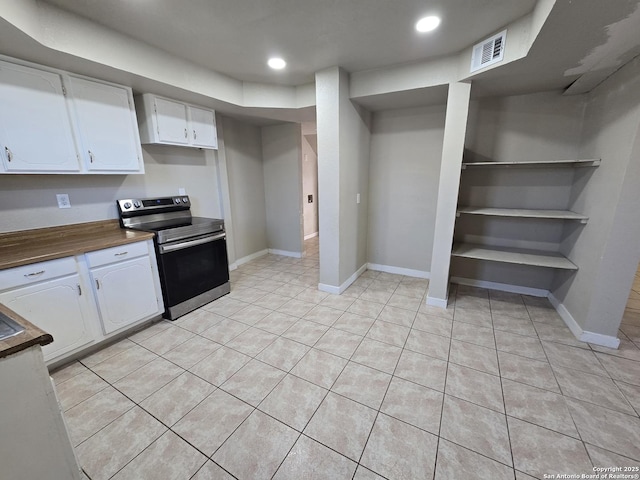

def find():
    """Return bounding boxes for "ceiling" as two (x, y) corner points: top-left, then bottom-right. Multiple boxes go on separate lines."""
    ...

(41, 0), (537, 86)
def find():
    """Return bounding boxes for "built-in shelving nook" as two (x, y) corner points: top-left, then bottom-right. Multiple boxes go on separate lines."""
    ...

(452, 156), (600, 292)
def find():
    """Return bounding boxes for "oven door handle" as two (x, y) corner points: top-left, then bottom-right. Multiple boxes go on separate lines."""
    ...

(159, 232), (226, 254)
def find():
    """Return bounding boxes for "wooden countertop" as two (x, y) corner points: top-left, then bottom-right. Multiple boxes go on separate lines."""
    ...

(0, 219), (155, 270)
(0, 303), (53, 359)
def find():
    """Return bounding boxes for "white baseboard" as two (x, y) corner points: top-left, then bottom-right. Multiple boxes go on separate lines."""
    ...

(268, 249), (303, 258)
(304, 232), (319, 240)
(235, 249), (269, 267)
(426, 296), (448, 308)
(318, 263), (367, 295)
(548, 293), (621, 349)
(450, 277), (549, 297)
(367, 263), (429, 279)
(228, 263), (238, 271)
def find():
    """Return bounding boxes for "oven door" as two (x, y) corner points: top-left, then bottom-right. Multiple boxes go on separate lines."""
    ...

(156, 232), (229, 310)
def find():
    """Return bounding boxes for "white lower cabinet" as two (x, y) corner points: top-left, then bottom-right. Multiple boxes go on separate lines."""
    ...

(0, 240), (164, 364)
(0, 273), (93, 361)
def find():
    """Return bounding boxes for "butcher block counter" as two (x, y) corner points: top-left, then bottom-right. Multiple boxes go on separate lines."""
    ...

(0, 219), (154, 270)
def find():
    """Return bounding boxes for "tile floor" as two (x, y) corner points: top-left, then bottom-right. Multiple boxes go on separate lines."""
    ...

(52, 238), (640, 479)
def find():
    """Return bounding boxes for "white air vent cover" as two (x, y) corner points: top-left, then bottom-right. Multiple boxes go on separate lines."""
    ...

(470, 30), (507, 73)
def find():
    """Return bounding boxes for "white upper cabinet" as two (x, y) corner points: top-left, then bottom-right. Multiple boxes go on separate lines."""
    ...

(66, 76), (144, 173)
(136, 93), (218, 149)
(0, 60), (80, 173)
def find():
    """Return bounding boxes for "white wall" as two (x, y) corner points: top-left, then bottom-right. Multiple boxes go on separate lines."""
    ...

(221, 116), (268, 261)
(554, 56), (640, 338)
(0, 146), (221, 233)
(262, 123), (303, 255)
(367, 105), (446, 274)
(301, 133), (318, 238)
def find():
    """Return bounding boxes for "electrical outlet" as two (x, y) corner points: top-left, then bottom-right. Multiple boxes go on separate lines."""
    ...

(56, 194), (71, 209)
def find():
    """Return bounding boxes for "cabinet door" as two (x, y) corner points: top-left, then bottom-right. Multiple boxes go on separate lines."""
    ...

(0, 61), (80, 172)
(91, 256), (161, 334)
(66, 76), (143, 172)
(0, 274), (93, 362)
(154, 97), (189, 145)
(189, 106), (218, 148)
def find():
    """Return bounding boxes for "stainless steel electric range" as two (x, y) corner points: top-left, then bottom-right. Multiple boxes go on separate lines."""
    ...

(117, 195), (230, 320)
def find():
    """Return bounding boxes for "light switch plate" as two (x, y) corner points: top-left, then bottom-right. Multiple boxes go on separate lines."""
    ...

(178, 188), (186, 195)
(56, 194), (71, 209)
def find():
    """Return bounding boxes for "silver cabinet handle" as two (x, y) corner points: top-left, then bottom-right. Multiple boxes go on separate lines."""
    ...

(24, 270), (45, 278)
(5, 146), (13, 162)
(114, 251), (128, 256)
(95, 279), (100, 289)
(193, 130), (197, 140)
(184, 128), (188, 139)
(77, 284), (82, 296)
(88, 150), (95, 163)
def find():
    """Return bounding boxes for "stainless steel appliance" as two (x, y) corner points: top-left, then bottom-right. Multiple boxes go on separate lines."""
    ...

(117, 195), (230, 320)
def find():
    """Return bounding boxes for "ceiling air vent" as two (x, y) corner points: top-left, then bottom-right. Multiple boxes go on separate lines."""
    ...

(470, 30), (507, 73)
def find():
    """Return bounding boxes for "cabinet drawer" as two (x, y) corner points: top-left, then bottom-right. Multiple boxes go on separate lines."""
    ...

(86, 241), (149, 268)
(0, 257), (77, 291)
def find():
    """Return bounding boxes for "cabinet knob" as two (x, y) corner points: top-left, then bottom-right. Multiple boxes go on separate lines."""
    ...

(5, 146), (13, 162)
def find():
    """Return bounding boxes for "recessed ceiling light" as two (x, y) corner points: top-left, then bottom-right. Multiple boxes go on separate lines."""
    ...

(268, 57), (286, 70)
(415, 16), (441, 33)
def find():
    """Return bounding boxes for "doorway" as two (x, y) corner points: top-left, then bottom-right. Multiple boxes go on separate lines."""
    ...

(301, 122), (318, 257)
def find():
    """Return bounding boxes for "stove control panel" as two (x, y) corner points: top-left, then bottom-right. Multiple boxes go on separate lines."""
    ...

(117, 196), (191, 214)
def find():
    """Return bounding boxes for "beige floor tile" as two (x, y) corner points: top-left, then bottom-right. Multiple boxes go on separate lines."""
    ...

(229, 304), (274, 326)
(497, 350), (560, 393)
(273, 434), (357, 480)
(615, 380), (640, 414)
(127, 321), (173, 343)
(89, 344), (158, 384)
(435, 439), (515, 480)
(419, 303), (455, 320)
(404, 329), (450, 359)
(454, 295), (491, 312)
(515, 471), (538, 480)
(452, 321), (496, 349)
(361, 413), (437, 479)
(303, 305), (343, 326)
(553, 365), (635, 414)
(227, 286), (268, 304)
(394, 283), (427, 299)
(213, 410), (298, 480)
(55, 370), (110, 411)
(502, 378), (578, 438)
(200, 318), (249, 344)
(495, 330), (546, 361)
(445, 363), (504, 412)
(113, 357), (184, 403)
(366, 319), (411, 347)
(162, 335), (221, 370)
(173, 389), (253, 456)
(525, 305), (564, 325)
(332, 361), (392, 409)
(595, 352), (640, 386)
(566, 398), (640, 461)
(191, 461), (235, 480)
(440, 395), (512, 466)
(376, 305), (417, 328)
(342, 284), (366, 299)
(508, 416), (593, 478)
(333, 312), (376, 336)
(258, 374), (327, 431)
(387, 293), (422, 312)
(136, 325), (195, 355)
(251, 293), (291, 311)
(315, 328), (363, 359)
(291, 348), (348, 388)
(542, 341), (608, 376)
(320, 295), (355, 311)
(351, 338), (402, 374)
(359, 287), (393, 304)
(111, 430), (206, 480)
(492, 314), (537, 337)
(412, 313), (452, 337)
(254, 279), (287, 293)
(304, 392), (377, 461)
(64, 386), (135, 446)
(294, 287), (330, 304)
(76, 406), (166, 480)
(449, 339), (499, 375)
(353, 466), (385, 479)
(256, 336), (310, 371)
(395, 349), (447, 391)
(347, 298), (385, 318)
(453, 306), (493, 327)
(202, 297), (248, 316)
(281, 319), (329, 345)
(254, 311), (299, 335)
(139, 372), (215, 427)
(490, 299), (530, 320)
(174, 309), (224, 334)
(534, 321), (587, 348)
(225, 327), (278, 356)
(591, 335), (640, 362)
(79, 339), (136, 369)
(278, 298), (316, 317)
(380, 376), (443, 434)
(585, 444), (640, 469)
(51, 360), (88, 384)
(189, 346), (251, 386)
(221, 359), (286, 406)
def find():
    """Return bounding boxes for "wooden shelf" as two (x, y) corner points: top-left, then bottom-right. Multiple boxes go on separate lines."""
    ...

(451, 243), (578, 270)
(461, 159), (600, 169)
(456, 207), (588, 223)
